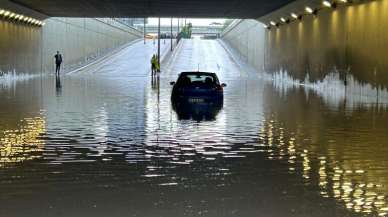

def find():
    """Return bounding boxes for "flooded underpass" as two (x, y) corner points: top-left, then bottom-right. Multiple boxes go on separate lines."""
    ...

(1, 38), (388, 217)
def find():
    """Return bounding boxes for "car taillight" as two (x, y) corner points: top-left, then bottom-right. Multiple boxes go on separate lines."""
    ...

(215, 85), (223, 92)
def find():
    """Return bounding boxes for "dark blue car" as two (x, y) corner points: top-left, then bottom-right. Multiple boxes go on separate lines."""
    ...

(170, 72), (226, 104)
(170, 72), (226, 121)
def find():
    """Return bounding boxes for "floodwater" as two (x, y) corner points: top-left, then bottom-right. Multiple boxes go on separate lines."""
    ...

(1, 38), (388, 217)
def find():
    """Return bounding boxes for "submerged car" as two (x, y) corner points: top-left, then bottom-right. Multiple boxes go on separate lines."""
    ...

(170, 72), (226, 121)
(170, 71), (226, 104)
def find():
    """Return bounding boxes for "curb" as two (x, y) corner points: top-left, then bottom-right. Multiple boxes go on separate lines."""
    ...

(162, 39), (184, 74)
(66, 39), (142, 75)
(217, 39), (257, 76)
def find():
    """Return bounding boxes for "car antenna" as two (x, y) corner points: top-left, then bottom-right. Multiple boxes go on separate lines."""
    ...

(197, 63), (199, 72)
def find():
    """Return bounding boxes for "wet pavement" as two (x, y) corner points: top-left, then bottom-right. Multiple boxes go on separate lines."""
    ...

(1, 38), (388, 217)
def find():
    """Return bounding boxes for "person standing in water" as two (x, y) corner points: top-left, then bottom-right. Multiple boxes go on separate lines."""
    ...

(151, 54), (157, 76)
(54, 51), (63, 75)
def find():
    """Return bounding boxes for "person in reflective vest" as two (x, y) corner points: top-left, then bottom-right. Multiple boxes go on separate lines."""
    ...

(151, 54), (157, 76)
(155, 55), (160, 73)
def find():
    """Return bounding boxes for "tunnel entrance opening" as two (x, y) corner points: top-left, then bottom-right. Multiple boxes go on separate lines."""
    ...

(2, 0), (388, 217)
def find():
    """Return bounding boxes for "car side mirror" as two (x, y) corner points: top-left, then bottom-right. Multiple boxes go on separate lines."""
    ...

(170, 81), (176, 85)
(221, 83), (227, 87)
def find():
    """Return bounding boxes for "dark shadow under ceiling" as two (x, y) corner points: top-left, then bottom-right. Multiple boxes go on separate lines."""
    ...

(10, 0), (296, 18)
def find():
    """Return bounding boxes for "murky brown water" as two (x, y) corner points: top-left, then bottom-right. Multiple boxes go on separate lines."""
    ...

(1, 39), (388, 217)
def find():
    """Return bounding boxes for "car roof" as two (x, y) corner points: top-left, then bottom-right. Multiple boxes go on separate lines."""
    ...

(179, 71), (217, 76)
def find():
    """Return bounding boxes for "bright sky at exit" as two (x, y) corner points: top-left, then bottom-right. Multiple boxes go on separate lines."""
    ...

(147, 18), (226, 26)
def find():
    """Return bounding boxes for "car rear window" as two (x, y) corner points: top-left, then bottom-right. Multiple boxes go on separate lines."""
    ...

(187, 75), (214, 82)
(177, 74), (219, 86)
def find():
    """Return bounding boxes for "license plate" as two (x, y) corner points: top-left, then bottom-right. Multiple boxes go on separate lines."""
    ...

(188, 98), (205, 103)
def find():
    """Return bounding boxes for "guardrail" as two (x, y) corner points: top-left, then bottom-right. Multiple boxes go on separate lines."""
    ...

(220, 19), (244, 37)
(95, 18), (143, 37)
(146, 25), (223, 35)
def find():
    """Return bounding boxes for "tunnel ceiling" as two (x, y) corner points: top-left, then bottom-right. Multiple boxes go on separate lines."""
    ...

(10, 0), (296, 18)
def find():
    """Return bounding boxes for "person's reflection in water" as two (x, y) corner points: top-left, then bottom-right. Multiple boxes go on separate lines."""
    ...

(151, 75), (160, 105)
(151, 73), (161, 131)
(151, 74), (160, 92)
(55, 74), (62, 97)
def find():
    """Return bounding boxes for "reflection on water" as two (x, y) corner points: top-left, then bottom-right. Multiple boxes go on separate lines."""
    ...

(0, 71), (39, 89)
(172, 100), (223, 121)
(0, 116), (45, 167)
(0, 39), (388, 216)
(262, 82), (388, 216)
(55, 75), (62, 97)
(269, 70), (388, 111)
(260, 117), (388, 216)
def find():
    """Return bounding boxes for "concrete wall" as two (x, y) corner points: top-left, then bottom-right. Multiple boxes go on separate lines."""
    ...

(222, 20), (266, 71)
(0, 17), (142, 75)
(222, 0), (388, 87)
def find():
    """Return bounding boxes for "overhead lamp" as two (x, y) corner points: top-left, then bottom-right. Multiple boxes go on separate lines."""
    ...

(263, 24), (269, 28)
(340, 0), (348, 2)
(0, 8), (44, 27)
(41, 22), (45, 26)
(305, 7), (314, 14)
(3, 10), (10, 17)
(291, 13), (298, 19)
(323, 1), (332, 7)
(323, 1), (336, 8)
(280, 17), (287, 23)
(270, 21), (277, 26)
(305, 7), (317, 15)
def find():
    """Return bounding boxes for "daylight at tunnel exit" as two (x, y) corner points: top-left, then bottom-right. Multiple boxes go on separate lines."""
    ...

(1, 0), (388, 216)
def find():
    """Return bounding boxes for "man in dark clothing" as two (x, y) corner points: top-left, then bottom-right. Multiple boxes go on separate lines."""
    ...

(54, 51), (63, 75)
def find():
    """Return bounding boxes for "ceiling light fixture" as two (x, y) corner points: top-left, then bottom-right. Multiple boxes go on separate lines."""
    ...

(305, 6), (317, 15)
(305, 7), (314, 14)
(0, 8), (44, 27)
(3, 11), (10, 17)
(323, 1), (332, 7)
